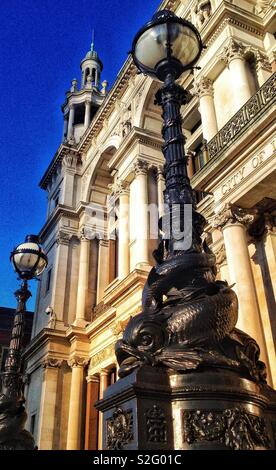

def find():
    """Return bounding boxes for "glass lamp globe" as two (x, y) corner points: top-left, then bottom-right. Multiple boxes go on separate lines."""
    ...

(131, 10), (203, 81)
(10, 235), (48, 280)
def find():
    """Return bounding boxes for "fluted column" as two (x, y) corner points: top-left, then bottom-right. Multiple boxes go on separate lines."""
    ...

(66, 357), (89, 450)
(97, 239), (110, 303)
(133, 159), (149, 268)
(194, 77), (218, 141)
(67, 104), (75, 140)
(116, 182), (130, 279)
(157, 165), (165, 218)
(98, 369), (109, 450)
(38, 358), (62, 450)
(84, 100), (91, 129)
(75, 232), (90, 326)
(85, 376), (99, 450)
(220, 39), (252, 110)
(213, 204), (269, 366)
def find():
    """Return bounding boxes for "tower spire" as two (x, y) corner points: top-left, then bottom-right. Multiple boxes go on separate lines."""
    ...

(91, 29), (95, 52)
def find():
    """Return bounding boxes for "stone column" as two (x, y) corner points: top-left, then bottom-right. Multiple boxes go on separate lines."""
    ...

(66, 357), (88, 450)
(117, 182), (130, 279)
(220, 39), (252, 110)
(85, 376), (99, 450)
(61, 152), (79, 207)
(215, 244), (229, 283)
(157, 165), (165, 218)
(84, 100), (91, 129)
(75, 232), (90, 326)
(186, 151), (195, 179)
(133, 159), (149, 268)
(255, 51), (273, 87)
(250, 214), (276, 386)
(98, 369), (109, 450)
(38, 358), (62, 450)
(194, 77), (218, 142)
(51, 231), (70, 323)
(67, 104), (75, 140)
(97, 239), (110, 303)
(213, 204), (269, 365)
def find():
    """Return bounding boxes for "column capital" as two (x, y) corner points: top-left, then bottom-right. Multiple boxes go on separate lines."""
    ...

(68, 356), (89, 369)
(254, 50), (272, 73)
(42, 357), (63, 369)
(62, 151), (80, 170)
(248, 211), (276, 242)
(56, 230), (72, 246)
(194, 76), (214, 98)
(100, 368), (109, 377)
(99, 238), (109, 248)
(133, 158), (149, 176)
(220, 39), (246, 65)
(79, 226), (92, 242)
(213, 204), (255, 230)
(157, 164), (165, 179)
(86, 375), (99, 384)
(109, 180), (130, 198)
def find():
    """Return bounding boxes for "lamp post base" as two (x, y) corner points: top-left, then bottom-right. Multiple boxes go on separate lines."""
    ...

(96, 365), (276, 450)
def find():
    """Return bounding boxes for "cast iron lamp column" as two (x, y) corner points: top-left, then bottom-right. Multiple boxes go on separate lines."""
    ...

(97, 10), (276, 451)
(0, 235), (48, 450)
(131, 9), (204, 257)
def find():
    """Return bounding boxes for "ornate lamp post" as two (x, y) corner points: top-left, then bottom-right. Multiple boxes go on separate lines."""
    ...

(97, 10), (276, 451)
(0, 235), (47, 450)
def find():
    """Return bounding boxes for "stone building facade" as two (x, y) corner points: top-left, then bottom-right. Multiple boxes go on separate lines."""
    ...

(23, 0), (276, 450)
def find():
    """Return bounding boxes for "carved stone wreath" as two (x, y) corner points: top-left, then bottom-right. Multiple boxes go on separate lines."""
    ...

(106, 407), (134, 450)
(182, 408), (270, 450)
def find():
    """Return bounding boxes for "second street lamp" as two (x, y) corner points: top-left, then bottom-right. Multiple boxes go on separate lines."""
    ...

(0, 235), (47, 450)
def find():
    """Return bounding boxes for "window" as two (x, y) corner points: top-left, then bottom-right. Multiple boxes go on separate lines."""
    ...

(74, 104), (85, 125)
(46, 268), (52, 294)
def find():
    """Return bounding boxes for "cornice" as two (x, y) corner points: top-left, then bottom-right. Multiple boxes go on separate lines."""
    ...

(62, 88), (105, 112)
(65, 325), (90, 343)
(39, 206), (79, 242)
(40, 145), (81, 190)
(22, 327), (68, 363)
(108, 126), (163, 171)
(200, 3), (265, 55)
(158, 0), (180, 11)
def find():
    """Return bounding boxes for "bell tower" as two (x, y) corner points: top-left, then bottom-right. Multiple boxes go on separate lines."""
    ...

(62, 32), (108, 144)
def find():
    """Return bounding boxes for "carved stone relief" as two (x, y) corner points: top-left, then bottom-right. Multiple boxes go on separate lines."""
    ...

(146, 405), (167, 443)
(182, 408), (270, 450)
(106, 408), (134, 450)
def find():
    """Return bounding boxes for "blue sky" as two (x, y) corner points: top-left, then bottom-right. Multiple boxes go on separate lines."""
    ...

(0, 0), (160, 310)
